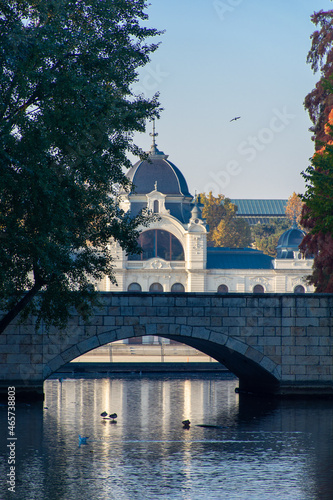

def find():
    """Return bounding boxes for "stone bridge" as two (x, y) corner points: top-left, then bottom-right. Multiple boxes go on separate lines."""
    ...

(1, 292), (333, 399)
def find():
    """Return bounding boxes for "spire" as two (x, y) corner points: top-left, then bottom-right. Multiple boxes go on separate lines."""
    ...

(190, 191), (202, 221)
(150, 119), (158, 148)
(148, 119), (168, 159)
(292, 214), (298, 229)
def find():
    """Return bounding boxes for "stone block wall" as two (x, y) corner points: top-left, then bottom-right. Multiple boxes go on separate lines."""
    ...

(0, 293), (332, 397)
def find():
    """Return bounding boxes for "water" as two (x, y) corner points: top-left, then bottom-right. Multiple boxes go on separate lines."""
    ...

(1, 374), (333, 500)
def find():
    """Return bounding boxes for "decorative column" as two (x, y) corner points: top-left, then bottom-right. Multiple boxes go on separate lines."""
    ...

(185, 203), (207, 292)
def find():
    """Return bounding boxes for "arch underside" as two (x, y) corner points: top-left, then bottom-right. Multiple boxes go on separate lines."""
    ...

(48, 329), (280, 395)
(166, 335), (279, 394)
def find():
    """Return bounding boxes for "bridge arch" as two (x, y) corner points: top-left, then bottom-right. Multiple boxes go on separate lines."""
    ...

(44, 326), (280, 394)
(43, 304), (281, 394)
(1, 292), (333, 399)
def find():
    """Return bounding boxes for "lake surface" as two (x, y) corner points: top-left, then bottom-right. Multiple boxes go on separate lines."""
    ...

(1, 374), (333, 500)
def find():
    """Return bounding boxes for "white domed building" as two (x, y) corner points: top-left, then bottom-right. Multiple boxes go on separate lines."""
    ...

(98, 132), (314, 295)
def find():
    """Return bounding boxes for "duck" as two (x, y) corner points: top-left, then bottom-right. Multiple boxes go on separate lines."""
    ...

(109, 413), (117, 422)
(182, 419), (191, 429)
(100, 411), (108, 418)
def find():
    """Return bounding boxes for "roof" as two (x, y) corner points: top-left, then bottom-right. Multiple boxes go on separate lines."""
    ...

(277, 226), (305, 248)
(207, 247), (274, 269)
(276, 225), (306, 259)
(127, 158), (192, 197)
(231, 199), (287, 216)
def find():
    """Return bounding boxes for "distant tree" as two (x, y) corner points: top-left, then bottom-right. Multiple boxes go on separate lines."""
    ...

(285, 192), (304, 226)
(0, 0), (161, 334)
(210, 201), (252, 248)
(304, 8), (333, 147)
(199, 192), (226, 235)
(200, 193), (251, 247)
(251, 219), (290, 257)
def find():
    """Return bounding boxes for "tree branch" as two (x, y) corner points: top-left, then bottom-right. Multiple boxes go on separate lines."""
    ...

(0, 278), (44, 335)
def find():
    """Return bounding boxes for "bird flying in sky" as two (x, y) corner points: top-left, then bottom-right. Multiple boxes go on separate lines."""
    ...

(230, 116), (241, 122)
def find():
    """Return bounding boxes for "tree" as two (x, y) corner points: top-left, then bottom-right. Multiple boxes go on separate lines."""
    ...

(199, 192), (251, 248)
(0, 0), (161, 334)
(285, 192), (304, 226)
(199, 192), (225, 239)
(300, 140), (333, 291)
(251, 218), (290, 257)
(300, 6), (333, 291)
(304, 8), (333, 148)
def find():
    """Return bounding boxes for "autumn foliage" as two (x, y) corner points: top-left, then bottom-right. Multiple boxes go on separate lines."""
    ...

(300, 8), (333, 292)
(285, 192), (304, 226)
(304, 9), (333, 148)
(199, 192), (251, 248)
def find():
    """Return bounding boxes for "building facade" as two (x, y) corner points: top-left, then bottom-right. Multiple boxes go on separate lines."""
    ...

(97, 134), (314, 295)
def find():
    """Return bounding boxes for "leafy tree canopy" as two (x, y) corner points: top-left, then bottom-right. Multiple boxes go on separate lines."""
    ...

(0, 0), (161, 333)
(301, 5), (333, 292)
(304, 7), (333, 147)
(199, 192), (251, 248)
(285, 192), (304, 227)
(301, 139), (333, 291)
(251, 218), (290, 257)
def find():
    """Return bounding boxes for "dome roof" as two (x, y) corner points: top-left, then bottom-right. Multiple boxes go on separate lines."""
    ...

(276, 223), (306, 259)
(127, 157), (191, 197)
(127, 149), (191, 197)
(126, 123), (192, 197)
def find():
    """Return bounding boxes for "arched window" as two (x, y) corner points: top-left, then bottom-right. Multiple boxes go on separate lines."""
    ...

(294, 285), (305, 294)
(253, 284), (265, 294)
(149, 282), (163, 292)
(171, 283), (185, 292)
(127, 283), (142, 292)
(128, 229), (184, 261)
(217, 284), (228, 293)
(153, 200), (159, 213)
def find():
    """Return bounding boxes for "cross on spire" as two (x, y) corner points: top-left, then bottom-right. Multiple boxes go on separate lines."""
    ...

(150, 119), (158, 147)
(147, 119), (168, 159)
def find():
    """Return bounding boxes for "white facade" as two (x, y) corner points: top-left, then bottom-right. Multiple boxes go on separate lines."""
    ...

(97, 138), (314, 295)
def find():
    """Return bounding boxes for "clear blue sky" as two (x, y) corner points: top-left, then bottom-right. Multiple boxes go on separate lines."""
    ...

(129, 0), (333, 200)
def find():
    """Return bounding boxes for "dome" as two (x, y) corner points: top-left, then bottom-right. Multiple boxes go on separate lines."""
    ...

(123, 122), (194, 224)
(127, 154), (191, 197)
(126, 123), (192, 198)
(276, 223), (306, 259)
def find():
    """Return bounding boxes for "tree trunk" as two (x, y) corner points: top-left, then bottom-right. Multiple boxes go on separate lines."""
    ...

(0, 282), (43, 335)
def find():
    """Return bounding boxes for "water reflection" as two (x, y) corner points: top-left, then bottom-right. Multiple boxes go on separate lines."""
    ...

(0, 375), (332, 500)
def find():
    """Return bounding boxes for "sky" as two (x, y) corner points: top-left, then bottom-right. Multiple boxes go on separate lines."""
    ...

(128, 0), (333, 200)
